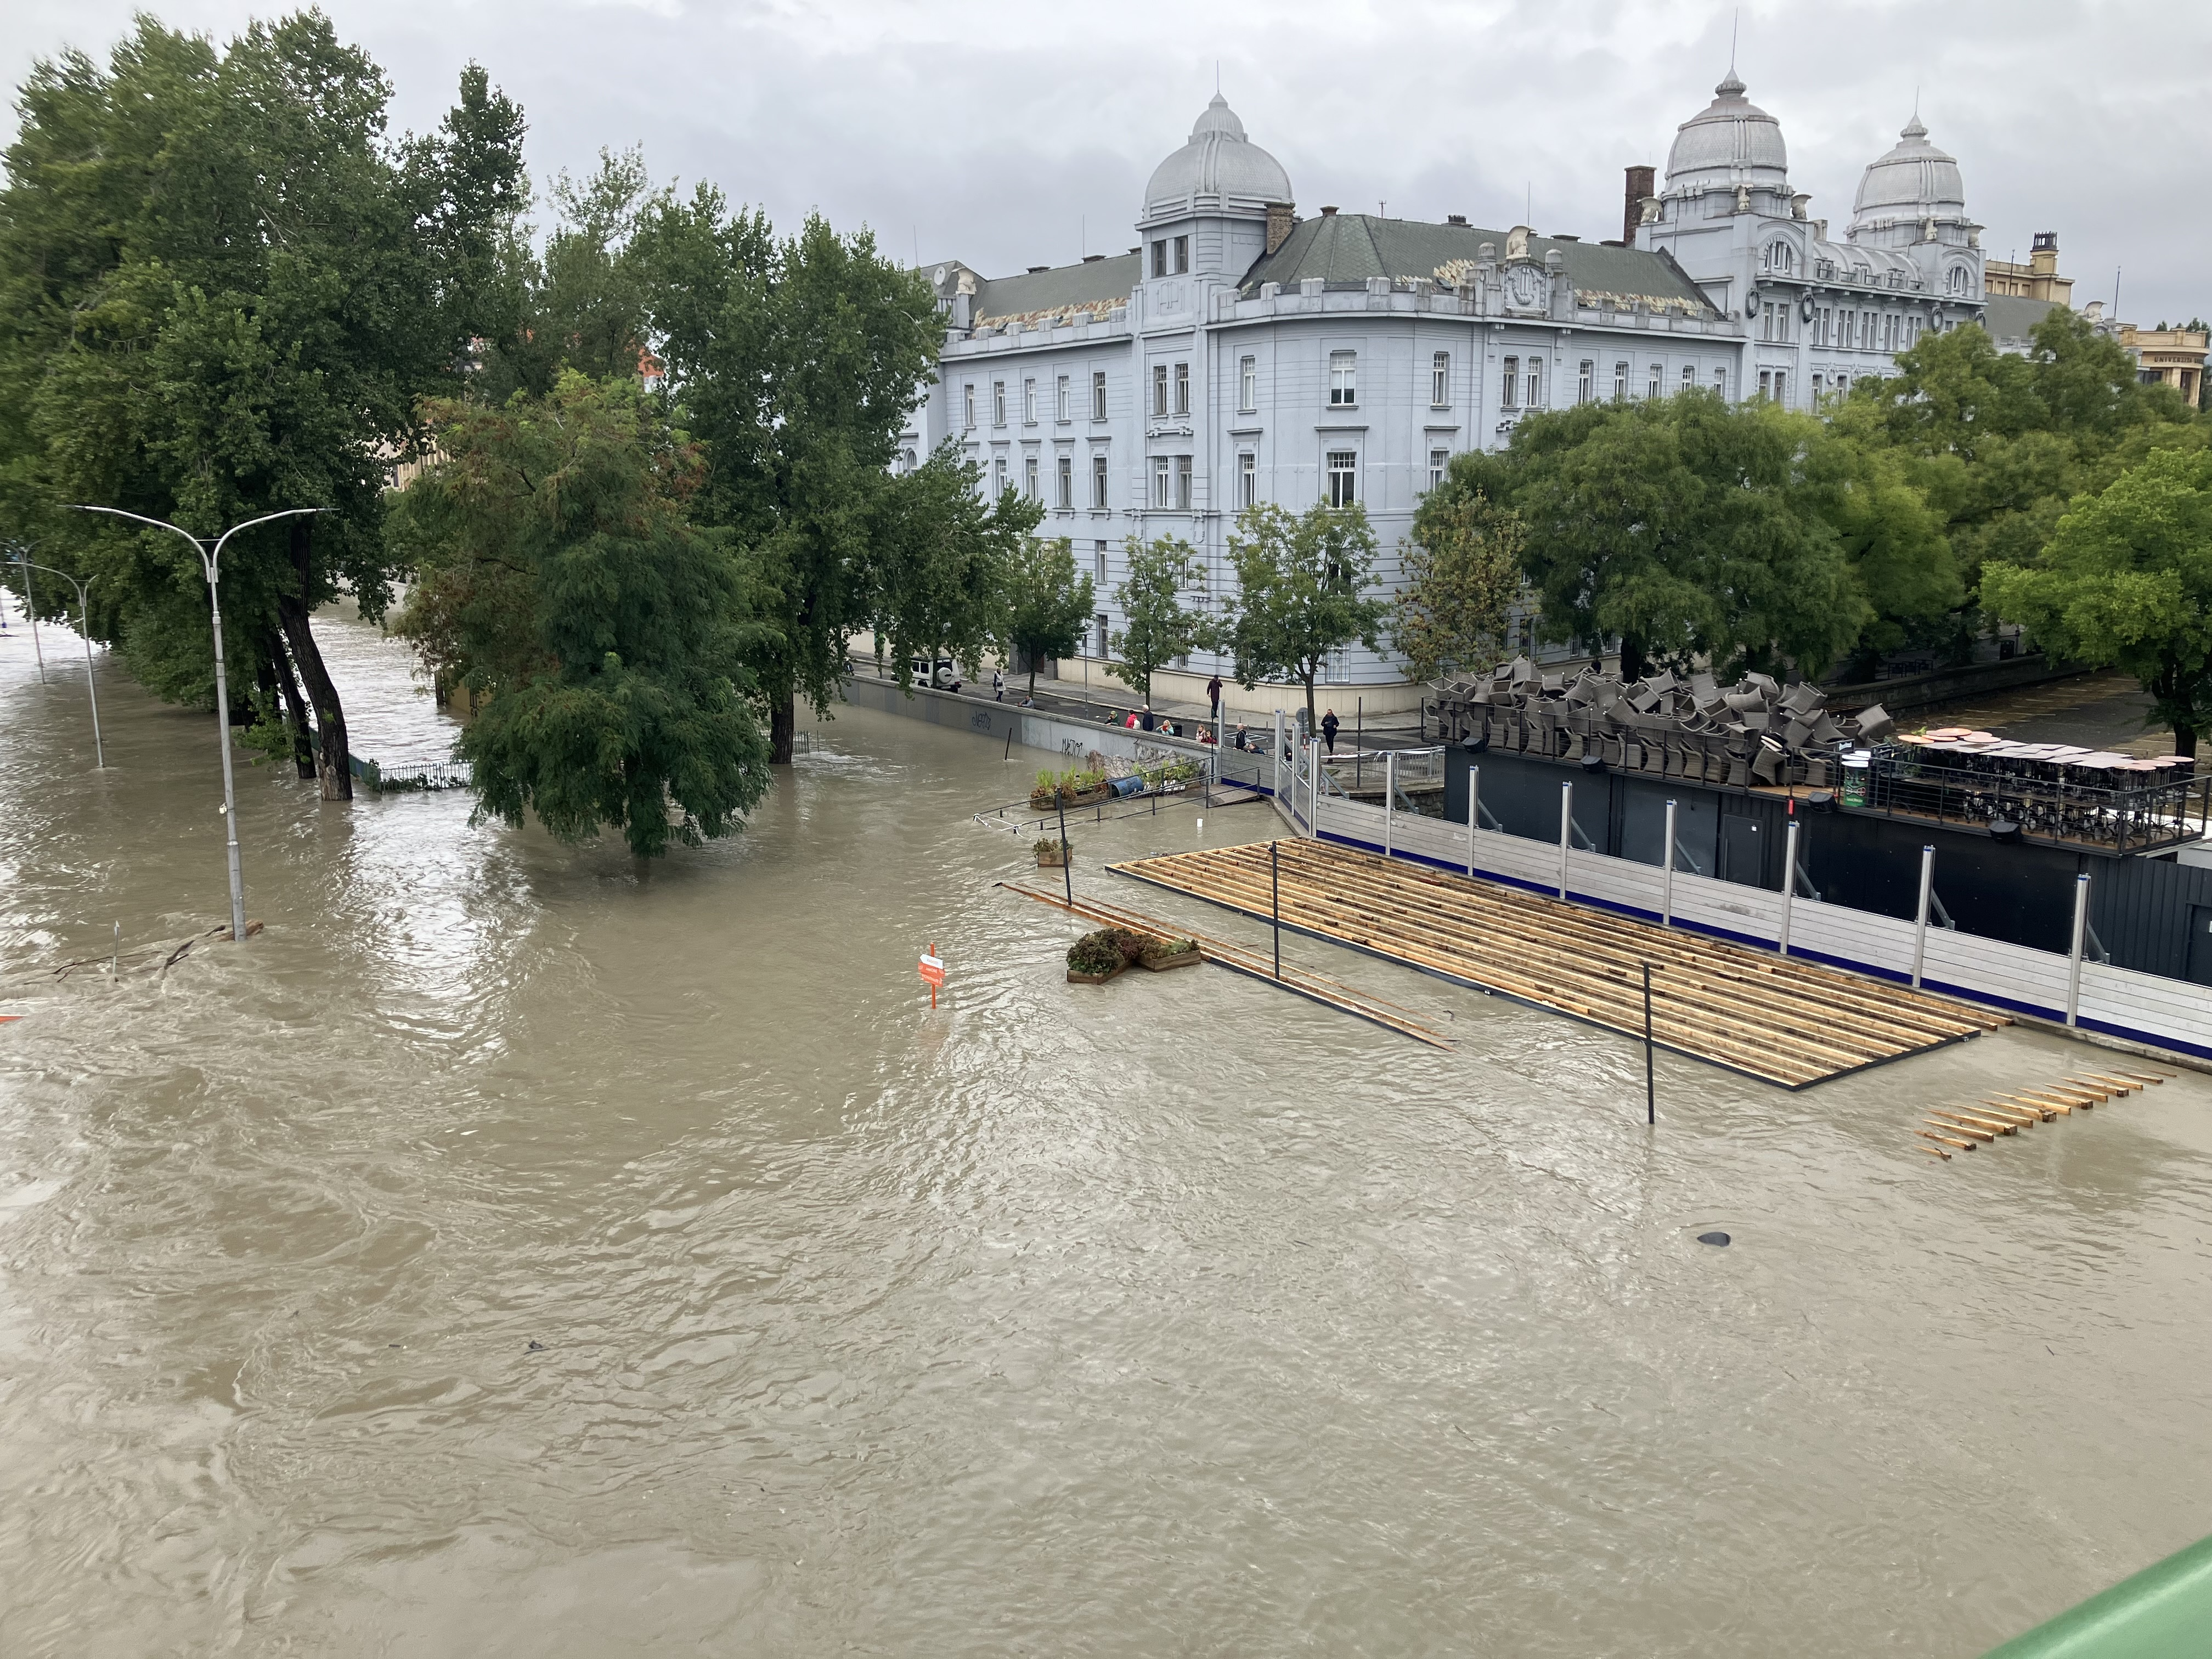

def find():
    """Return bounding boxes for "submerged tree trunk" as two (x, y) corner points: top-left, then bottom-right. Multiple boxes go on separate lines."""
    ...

(1618, 634), (1647, 684)
(2174, 723), (2199, 759)
(277, 519), (351, 800)
(263, 625), (318, 779)
(769, 687), (797, 765)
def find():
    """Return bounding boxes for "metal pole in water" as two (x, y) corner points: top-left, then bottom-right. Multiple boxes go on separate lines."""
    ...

(1056, 789), (1073, 907)
(1466, 765), (1480, 877)
(14, 553), (45, 682)
(1643, 962), (1656, 1126)
(1272, 838), (1282, 980)
(1558, 782), (1572, 899)
(1778, 819), (1799, 956)
(2066, 871), (2091, 1026)
(1911, 844), (1935, 989)
(111, 921), (119, 977)
(1662, 799), (1678, 926)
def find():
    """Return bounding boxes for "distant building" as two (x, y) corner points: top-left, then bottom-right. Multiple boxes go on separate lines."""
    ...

(1981, 230), (2075, 351)
(2117, 323), (2207, 402)
(902, 76), (1996, 707)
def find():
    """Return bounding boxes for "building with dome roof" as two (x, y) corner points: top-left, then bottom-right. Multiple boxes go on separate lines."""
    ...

(1637, 80), (1987, 405)
(898, 78), (1991, 712)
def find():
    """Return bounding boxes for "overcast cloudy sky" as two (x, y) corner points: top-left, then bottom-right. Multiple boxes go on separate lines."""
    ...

(8, 0), (2208, 326)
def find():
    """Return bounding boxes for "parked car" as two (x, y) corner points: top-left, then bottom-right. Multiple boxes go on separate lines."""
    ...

(907, 656), (960, 690)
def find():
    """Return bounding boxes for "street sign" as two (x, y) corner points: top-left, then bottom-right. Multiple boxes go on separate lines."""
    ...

(919, 946), (945, 1008)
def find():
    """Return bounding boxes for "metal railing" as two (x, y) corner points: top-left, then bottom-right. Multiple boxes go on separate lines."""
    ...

(1864, 750), (2211, 855)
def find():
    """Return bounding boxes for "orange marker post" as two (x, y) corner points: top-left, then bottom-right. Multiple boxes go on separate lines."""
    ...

(918, 943), (946, 1009)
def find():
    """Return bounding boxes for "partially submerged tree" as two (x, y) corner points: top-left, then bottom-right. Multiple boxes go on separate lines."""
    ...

(1108, 534), (1211, 704)
(1394, 487), (1526, 684)
(0, 15), (526, 797)
(630, 197), (938, 761)
(390, 373), (771, 854)
(996, 531), (1094, 697)
(1220, 501), (1388, 731)
(868, 455), (1039, 689)
(1981, 446), (2212, 755)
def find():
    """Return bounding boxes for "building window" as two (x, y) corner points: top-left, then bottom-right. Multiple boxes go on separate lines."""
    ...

(1431, 351), (1450, 408)
(1025, 456), (1039, 500)
(1883, 314), (1898, 352)
(1151, 240), (1168, 278)
(1578, 360), (1594, 403)
(1810, 372), (1825, 399)
(1174, 455), (1192, 510)
(1153, 455), (1171, 509)
(1526, 360), (1543, 407)
(1172, 235), (1189, 274)
(1239, 356), (1257, 412)
(1092, 452), (1109, 509)
(1773, 370), (1788, 404)
(1091, 370), (1107, 421)
(1239, 452), (1256, 509)
(1094, 543), (1107, 588)
(1429, 448), (1449, 492)
(1861, 311), (1877, 350)
(1500, 356), (1519, 408)
(1613, 360), (1628, 399)
(994, 456), (1007, 494)
(1023, 379), (1037, 424)
(963, 384), (975, 428)
(1713, 366), (1727, 399)
(1649, 363), (1663, 400)
(1173, 362), (1190, 416)
(1946, 264), (1971, 296)
(899, 448), (916, 473)
(1056, 375), (1070, 422)
(1329, 349), (1357, 407)
(1057, 454), (1073, 509)
(1327, 449), (1357, 508)
(992, 381), (1006, 425)
(1095, 611), (1110, 657)
(1152, 364), (1169, 417)
(1681, 363), (1696, 391)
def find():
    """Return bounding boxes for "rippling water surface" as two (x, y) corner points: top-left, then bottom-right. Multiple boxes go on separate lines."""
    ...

(2, 604), (2209, 1656)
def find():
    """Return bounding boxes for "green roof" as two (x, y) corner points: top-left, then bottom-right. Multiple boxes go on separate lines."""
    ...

(1981, 295), (2063, 342)
(974, 253), (1142, 328)
(1240, 214), (1719, 317)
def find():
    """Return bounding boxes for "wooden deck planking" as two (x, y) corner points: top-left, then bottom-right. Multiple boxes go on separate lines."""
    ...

(1109, 839), (2008, 1088)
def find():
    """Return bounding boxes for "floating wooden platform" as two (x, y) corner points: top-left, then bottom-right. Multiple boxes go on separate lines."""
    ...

(997, 881), (1454, 1051)
(1911, 1070), (2168, 1164)
(1108, 840), (2008, 1089)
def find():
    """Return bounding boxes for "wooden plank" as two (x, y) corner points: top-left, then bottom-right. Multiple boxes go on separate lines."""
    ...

(2055, 1078), (2114, 1101)
(1927, 1117), (1995, 1142)
(1968, 1103), (2044, 1126)
(1919, 1129), (1976, 1151)
(1990, 1093), (2072, 1118)
(2015, 1087), (2097, 1109)
(2072, 1073), (2139, 1095)
(1919, 1143), (1953, 1160)
(1932, 1110), (2017, 1135)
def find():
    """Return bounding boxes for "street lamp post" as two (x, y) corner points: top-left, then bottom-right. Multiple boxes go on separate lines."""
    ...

(4, 544), (46, 681)
(13, 555), (104, 766)
(70, 505), (324, 941)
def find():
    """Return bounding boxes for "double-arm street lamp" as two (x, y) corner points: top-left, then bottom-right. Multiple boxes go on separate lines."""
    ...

(10, 550), (104, 767)
(70, 505), (324, 943)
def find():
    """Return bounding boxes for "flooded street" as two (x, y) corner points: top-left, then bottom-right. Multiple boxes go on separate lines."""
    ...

(3, 609), (2209, 1657)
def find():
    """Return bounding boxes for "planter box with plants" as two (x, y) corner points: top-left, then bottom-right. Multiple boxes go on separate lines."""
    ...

(1138, 936), (1203, 972)
(1035, 837), (1073, 868)
(1065, 929), (1129, 985)
(1032, 768), (1114, 811)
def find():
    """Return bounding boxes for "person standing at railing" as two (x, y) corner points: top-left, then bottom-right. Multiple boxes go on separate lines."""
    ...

(1321, 709), (1340, 754)
(1206, 673), (1222, 727)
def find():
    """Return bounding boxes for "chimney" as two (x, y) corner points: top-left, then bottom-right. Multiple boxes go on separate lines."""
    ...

(1319, 205), (1338, 217)
(1623, 165), (1656, 244)
(1265, 201), (1295, 255)
(1447, 214), (1468, 227)
(2031, 231), (2058, 276)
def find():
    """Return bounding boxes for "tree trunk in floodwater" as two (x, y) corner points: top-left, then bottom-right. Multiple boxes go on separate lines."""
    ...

(1618, 634), (1647, 684)
(769, 689), (797, 765)
(263, 626), (318, 779)
(277, 520), (351, 800)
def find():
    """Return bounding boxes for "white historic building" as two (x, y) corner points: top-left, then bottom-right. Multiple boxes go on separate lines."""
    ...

(901, 76), (1986, 710)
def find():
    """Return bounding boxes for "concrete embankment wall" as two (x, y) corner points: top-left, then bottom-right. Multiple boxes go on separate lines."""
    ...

(833, 672), (1222, 771)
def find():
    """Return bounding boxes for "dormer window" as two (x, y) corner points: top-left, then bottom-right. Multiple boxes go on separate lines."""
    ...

(1945, 264), (1972, 296)
(1763, 242), (1795, 275)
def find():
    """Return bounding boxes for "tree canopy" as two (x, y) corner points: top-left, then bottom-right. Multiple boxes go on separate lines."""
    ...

(390, 373), (770, 853)
(995, 531), (1094, 698)
(1221, 501), (1388, 730)
(1395, 488), (1526, 685)
(1981, 446), (2212, 755)
(869, 455), (1040, 690)
(1109, 535), (1210, 705)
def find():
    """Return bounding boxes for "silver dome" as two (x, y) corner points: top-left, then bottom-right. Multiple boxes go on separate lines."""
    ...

(1664, 71), (1789, 189)
(1853, 115), (1966, 221)
(1143, 95), (1293, 217)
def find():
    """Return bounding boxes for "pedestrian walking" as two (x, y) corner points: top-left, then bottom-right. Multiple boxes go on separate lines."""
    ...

(1321, 708), (1340, 754)
(1206, 673), (1222, 724)
(992, 667), (1005, 701)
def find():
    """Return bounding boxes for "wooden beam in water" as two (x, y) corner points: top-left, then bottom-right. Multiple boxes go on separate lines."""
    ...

(1918, 1129), (1976, 1152)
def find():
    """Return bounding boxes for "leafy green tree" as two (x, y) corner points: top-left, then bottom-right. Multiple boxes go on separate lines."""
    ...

(868, 454), (1038, 689)
(0, 14), (526, 798)
(1799, 432), (1962, 674)
(628, 195), (938, 762)
(1220, 501), (1387, 731)
(996, 530), (1095, 697)
(389, 373), (770, 852)
(1981, 447), (2212, 755)
(1109, 534), (1210, 704)
(1470, 392), (1865, 680)
(1394, 487), (1526, 684)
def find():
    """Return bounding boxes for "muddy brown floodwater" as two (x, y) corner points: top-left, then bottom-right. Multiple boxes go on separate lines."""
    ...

(2, 607), (2210, 1657)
